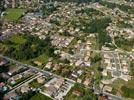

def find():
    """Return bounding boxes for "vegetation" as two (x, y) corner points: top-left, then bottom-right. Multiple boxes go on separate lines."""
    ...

(0, 62), (9, 99)
(127, 80), (134, 89)
(113, 79), (134, 99)
(98, 30), (111, 47)
(10, 74), (33, 87)
(114, 36), (134, 51)
(29, 93), (52, 100)
(130, 60), (134, 76)
(33, 54), (49, 64)
(91, 54), (102, 64)
(0, 64), (9, 74)
(3, 8), (26, 21)
(42, 3), (59, 17)
(29, 79), (42, 88)
(10, 33), (27, 44)
(82, 17), (111, 33)
(53, 0), (100, 3)
(76, 8), (104, 16)
(117, 21), (133, 28)
(2, 33), (56, 62)
(99, 1), (134, 14)
(20, 91), (37, 100)
(81, 17), (112, 47)
(121, 86), (134, 99)
(65, 83), (97, 100)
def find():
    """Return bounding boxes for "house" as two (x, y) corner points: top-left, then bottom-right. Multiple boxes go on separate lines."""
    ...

(72, 90), (82, 96)
(0, 82), (5, 87)
(53, 77), (64, 89)
(83, 79), (91, 86)
(71, 72), (78, 78)
(53, 64), (60, 71)
(7, 65), (24, 76)
(4, 92), (18, 100)
(84, 56), (89, 61)
(99, 83), (104, 90)
(34, 61), (43, 66)
(101, 80), (112, 85)
(21, 85), (30, 93)
(84, 62), (91, 67)
(99, 96), (108, 100)
(71, 70), (83, 78)
(86, 40), (92, 45)
(0, 82), (7, 92)
(77, 70), (83, 76)
(45, 62), (53, 69)
(103, 85), (113, 92)
(77, 79), (82, 83)
(37, 76), (45, 84)
(102, 70), (108, 76)
(45, 85), (57, 96)
(120, 74), (131, 81)
(0, 59), (8, 66)
(75, 60), (83, 66)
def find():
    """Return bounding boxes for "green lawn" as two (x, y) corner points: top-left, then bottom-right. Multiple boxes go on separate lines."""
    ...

(29, 93), (52, 100)
(4, 8), (26, 21)
(126, 80), (134, 89)
(29, 79), (42, 88)
(27, 54), (49, 69)
(64, 83), (97, 100)
(112, 79), (126, 90)
(34, 54), (49, 64)
(10, 34), (27, 44)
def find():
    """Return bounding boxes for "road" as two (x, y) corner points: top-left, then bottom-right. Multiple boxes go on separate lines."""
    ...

(0, 54), (75, 83)
(6, 73), (42, 95)
(79, 48), (133, 55)
(0, 54), (124, 100)
(93, 88), (123, 100)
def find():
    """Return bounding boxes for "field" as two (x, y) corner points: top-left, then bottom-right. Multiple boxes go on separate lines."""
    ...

(4, 8), (26, 21)
(64, 83), (97, 100)
(10, 34), (27, 44)
(29, 79), (42, 88)
(33, 54), (49, 64)
(29, 93), (52, 100)
(112, 79), (126, 90)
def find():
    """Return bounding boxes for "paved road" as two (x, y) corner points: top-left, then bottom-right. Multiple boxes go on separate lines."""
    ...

(93, 88), (123, 100)
(6, 73), (42, 95)
(0, 54), (124, 100)
(0, 54), (75, 84)
(80, 48), (133, 55)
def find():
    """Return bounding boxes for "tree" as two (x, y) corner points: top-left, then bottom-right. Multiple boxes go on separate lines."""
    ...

(130, 60), (134, 76)
(121, 86), (134, 99)
(91, 55), (102, 64)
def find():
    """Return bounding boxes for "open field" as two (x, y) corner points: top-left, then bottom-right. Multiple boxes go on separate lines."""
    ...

(4, 8), (26, 21)
(29, 93), (52, 100)
(10, 34), (27, 44)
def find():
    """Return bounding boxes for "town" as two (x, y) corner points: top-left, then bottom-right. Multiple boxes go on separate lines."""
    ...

(0, 0), (134, 100)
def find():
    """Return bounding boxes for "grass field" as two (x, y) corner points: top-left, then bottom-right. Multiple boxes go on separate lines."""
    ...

(4, 8), (26, 21)
(29, 93), (52, 100)
(112, 79), (126, 90)
(34, 54), (49, 64)
(64, 83), (97, 100)
(29, 79), (42, 88)
(126, 80), (134, 89)
(10, 34), (26, 44)
(27, 54), (49, 69)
